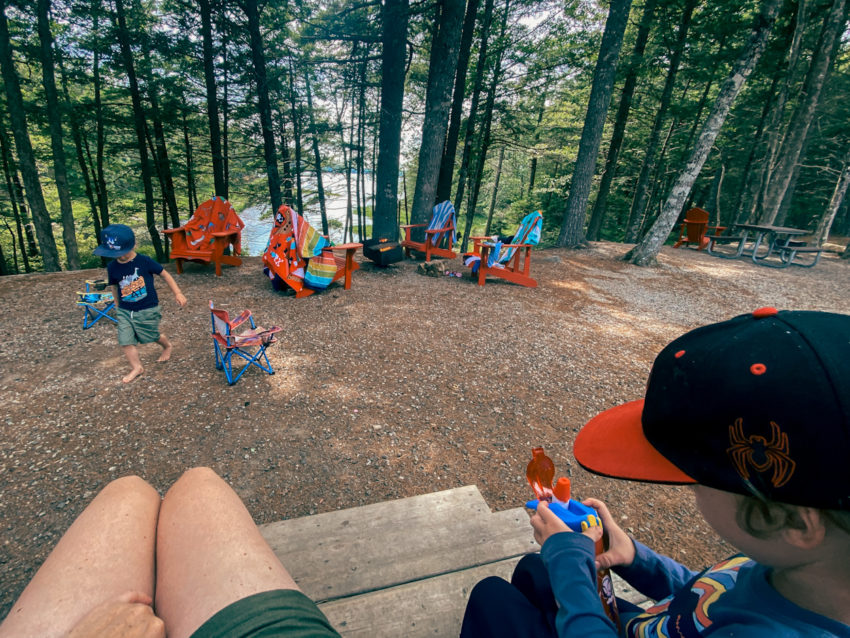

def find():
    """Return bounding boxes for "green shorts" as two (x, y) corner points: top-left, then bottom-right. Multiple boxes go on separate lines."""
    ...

(189, 589), (340, 638)
(116, 305), (162, 346)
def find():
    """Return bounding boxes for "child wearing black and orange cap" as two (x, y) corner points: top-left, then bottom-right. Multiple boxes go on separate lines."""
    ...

(461, 308), (850, 637)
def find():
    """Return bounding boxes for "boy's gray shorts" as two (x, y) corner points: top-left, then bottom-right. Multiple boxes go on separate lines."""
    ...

(116, 305), (162, 346)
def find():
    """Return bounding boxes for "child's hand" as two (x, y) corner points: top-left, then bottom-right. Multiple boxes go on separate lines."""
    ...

(175, 292), (187, 307)
(530, 501), (599, 546)
(583, 497), (636, 569)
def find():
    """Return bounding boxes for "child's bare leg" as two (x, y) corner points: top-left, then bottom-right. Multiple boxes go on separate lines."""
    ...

(156, 335), (172, 362)
(0, 476), (160, 638)
(155, 467), (298, 638)
(122, 345), (144, 383)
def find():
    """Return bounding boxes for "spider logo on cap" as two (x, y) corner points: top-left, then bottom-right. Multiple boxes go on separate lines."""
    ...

(727, 419), (796, 489)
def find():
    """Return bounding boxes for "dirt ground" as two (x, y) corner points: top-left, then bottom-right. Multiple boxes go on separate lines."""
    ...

(1, 240), (849, 619)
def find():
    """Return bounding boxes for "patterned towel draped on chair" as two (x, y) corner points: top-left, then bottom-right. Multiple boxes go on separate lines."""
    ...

(427, 200), (457, 247)
(464, 211), (543, 273)
(263, 204), (350, 292)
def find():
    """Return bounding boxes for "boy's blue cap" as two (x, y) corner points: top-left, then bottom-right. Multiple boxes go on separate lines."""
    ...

(575, 308), (850, 511)
(94, 224), (135, 257)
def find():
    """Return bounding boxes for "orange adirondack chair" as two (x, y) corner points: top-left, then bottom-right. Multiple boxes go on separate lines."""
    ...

(262, 204), (362, 298)
(163, 197), (244, 276)
(673, 207), (725, 250)
(400, 200), (457, 261)
(464, 211), (543, 288)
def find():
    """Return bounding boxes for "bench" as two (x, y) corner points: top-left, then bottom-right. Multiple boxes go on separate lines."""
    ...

(259, 486), (651, 636)
(706, 234), (746, 259)
(778, 244), (824, 268)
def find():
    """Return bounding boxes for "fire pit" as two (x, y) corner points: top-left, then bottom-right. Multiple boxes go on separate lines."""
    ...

(362, 238), (404, 267)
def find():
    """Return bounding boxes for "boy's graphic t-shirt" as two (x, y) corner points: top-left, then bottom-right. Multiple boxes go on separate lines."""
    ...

(107, 254), (163, 311)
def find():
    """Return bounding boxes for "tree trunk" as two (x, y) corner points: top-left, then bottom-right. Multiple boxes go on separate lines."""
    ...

(304, 70), (328, 235)
(814, 151), (850, 245)
(199, 0), (226, 198)
(761, 0), (845, 224)
(733, 72), (778, 224)
(460, 0), (509, 253)
(181, 97), (198, 217)
(586, 0), (657, 241)
(624, 0), (783, 266)
(410, 0), (465, 231)
(0, 2), (61, 271)
(557, 0), (633, 247)
(58, 56), (101, 242)
(92, 3), (109, 229)
(288, 57), (304, 214)
(276, 106), (293, 205)
(0, 124), (30, 271)
(139, 45), (180, 230)
(373, 0), (410, 241)
(453, 0), (494, 223)
(37, 0), (79, 269)
(437, 0), (480, 203)
(243, 0), (281, 213)
(113, 0), (163, 260)
(623, 0), (696, 243)
(484, 146), (504, 235)
(526, 99), (546, 197)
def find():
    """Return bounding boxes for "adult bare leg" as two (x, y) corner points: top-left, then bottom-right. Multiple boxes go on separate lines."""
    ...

(154, 467), (299, 638)
(0, 475), (160, 638)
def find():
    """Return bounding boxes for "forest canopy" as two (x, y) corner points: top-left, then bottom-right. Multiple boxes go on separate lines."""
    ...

(0, 0), (847, 273)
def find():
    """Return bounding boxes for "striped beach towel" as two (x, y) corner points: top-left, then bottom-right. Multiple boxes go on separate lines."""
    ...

(464, 211), (543, 273)
(427, 200), (457, 246)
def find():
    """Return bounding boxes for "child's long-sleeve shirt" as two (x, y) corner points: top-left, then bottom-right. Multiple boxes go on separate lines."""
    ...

(540, 532), (850, 637)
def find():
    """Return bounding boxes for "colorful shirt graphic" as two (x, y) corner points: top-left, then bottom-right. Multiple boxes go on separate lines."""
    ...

(107, 254), (163, 311)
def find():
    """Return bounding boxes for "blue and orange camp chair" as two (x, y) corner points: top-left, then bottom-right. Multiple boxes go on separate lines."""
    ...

(262, 204), (362, 298)
(76, 279), (117, 329)
(163, 196), (245, 276)
(210, 301), (281, 385)
(400, 200), (457, 261)
(463, 211), (543, 288)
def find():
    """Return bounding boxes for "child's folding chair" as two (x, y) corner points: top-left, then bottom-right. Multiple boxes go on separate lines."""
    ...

(210, 301), (281, 385)
(76, 279), (117, 329)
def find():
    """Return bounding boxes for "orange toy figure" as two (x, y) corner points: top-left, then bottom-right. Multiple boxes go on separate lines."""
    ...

(525, 448), (620, 629)
(526, 447), (555, 501)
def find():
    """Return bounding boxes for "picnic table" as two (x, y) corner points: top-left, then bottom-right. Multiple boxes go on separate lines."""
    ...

(707, 224), (821, 267)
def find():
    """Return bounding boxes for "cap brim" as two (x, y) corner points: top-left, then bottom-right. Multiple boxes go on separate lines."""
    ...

(93, 246), (131, 257)
(574, 399), (695, 484)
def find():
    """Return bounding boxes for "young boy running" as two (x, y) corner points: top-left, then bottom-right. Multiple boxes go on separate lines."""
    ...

(461, 307), (850, 636)
(94, 224), (187, 383)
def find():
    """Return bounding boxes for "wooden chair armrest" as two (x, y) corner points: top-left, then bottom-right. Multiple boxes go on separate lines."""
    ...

(162, 227), (187, 235)
(330, 243), (363, 251)
(399, 223), (426, 230)
(424, 225), (455, 235)
(211, 230), (240, 238)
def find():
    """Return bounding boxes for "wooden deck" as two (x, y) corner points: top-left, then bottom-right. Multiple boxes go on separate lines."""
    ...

(259, 486), (650, 637)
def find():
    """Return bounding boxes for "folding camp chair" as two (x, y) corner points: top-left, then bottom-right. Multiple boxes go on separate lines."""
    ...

(400, 200), (457, 261)
(210, 301), (281, 385)
(76, 279), (117, 329)
(463, 211), (543, 287)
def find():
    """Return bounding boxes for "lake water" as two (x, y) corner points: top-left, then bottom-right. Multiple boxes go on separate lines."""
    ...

(240, 172), (375, 256)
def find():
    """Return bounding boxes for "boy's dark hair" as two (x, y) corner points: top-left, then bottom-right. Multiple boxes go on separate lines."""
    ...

(734, 494), (850, 538)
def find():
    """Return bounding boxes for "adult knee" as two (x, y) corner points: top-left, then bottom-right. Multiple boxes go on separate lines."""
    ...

(100, 474), (158, 503)
(163, 467), (222, 502)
